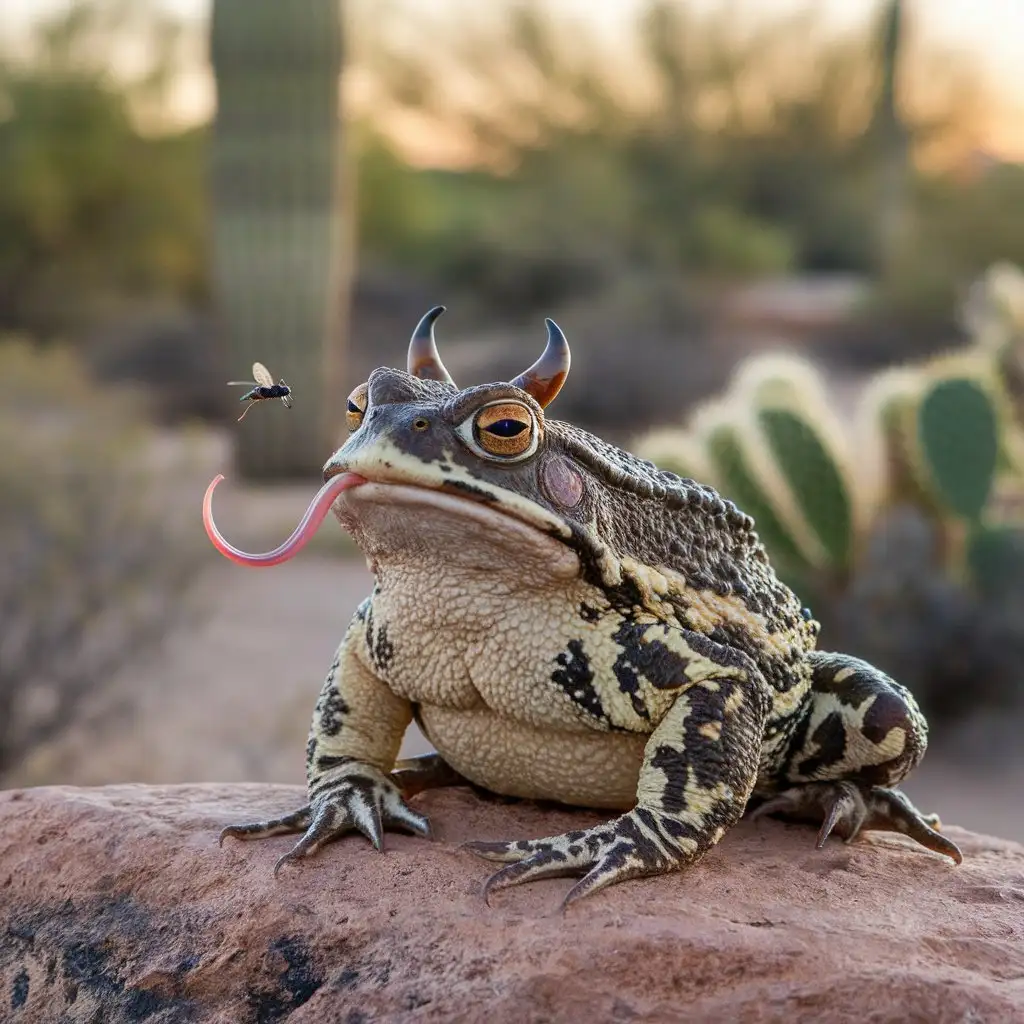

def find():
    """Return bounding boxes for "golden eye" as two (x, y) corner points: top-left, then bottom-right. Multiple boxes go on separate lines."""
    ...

(346, 383), (368, 432)
(473, 402), (536, 458)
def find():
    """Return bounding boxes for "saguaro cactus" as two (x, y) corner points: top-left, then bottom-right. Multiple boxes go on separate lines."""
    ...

(210, 0), (349, 479)
(871, 0), (909, 281)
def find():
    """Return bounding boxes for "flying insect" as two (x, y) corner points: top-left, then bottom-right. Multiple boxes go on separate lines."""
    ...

(227, 362), (293, 421)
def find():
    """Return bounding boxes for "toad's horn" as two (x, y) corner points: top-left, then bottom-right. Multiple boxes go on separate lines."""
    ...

(511, 318), (570, 408)
(407, 305), (456, 385)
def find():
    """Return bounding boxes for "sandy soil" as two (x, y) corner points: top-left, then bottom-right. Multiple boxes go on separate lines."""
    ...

(8, 460), (1023, 843)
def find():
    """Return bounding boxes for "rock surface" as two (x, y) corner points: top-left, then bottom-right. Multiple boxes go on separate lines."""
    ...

(0, 784), (1022, 1023)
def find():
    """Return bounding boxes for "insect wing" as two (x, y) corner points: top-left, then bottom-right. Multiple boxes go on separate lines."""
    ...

(252, 362), (274, 387)
(226, 380), (256, 386)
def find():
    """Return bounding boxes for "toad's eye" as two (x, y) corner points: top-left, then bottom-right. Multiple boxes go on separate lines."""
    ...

(346, 383), (368, 432)
(485, 419), (527, 438)
(457, 400), (538, 460)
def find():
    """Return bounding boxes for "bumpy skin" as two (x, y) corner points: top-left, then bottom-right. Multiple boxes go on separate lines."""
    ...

(221, 348), (962, 908)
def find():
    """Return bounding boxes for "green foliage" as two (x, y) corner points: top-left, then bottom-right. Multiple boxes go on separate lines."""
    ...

(350, 0), (1013, 322)
(0, 1), (206, 338)
(913, 375), (999, 521)
(0, 338), (205, 775)
(3, 0), (1019, 360)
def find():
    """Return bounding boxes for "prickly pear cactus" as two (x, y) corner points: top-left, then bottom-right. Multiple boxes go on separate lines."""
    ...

(736, 354), (858, 574)
(912, 374), (999, 521)
(963, 262), (1024, 456)
(754, 406), (855, 573)
(692, 402), (815, 580)
(855, 366), (927, 510)
(210, 0), (349, 479)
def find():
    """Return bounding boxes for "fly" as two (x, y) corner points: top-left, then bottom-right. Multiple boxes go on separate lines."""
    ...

(227, 362), (294, 421)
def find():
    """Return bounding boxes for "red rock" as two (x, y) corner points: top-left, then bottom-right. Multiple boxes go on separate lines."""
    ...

(0, 783), (1022, 1022)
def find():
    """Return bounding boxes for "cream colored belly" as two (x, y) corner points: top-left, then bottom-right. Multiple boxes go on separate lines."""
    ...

(417, 704), (646, 811)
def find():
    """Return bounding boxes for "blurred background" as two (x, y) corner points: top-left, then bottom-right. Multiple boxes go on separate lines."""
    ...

(1, 0), (1021, 839)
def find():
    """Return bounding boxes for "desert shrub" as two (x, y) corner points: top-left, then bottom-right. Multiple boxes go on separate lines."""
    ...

(0, 338), (206, 776)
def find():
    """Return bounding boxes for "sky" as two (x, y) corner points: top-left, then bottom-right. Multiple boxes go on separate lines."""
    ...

(3, 0), (1023, 158)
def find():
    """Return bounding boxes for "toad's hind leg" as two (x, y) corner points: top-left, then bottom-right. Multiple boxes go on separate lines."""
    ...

(466, 662), (773, 909)
(752, 651), (962, 863)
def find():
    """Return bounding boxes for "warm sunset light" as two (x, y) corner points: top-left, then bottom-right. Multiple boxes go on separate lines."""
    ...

(3, 0), (1023, 164)
(2, 3), (1023, 1016)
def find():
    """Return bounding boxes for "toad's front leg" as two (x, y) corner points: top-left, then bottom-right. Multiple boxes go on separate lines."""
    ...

(466, 665), (772, 909)
(220, 607), (432, 874)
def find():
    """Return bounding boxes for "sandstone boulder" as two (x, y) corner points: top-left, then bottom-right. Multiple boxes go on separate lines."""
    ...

(1, 784), (1022, 1023)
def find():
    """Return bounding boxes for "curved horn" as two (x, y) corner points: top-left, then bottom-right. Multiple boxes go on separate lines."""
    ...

(510, 318), (570, 408)
(407, 305), (455, 384)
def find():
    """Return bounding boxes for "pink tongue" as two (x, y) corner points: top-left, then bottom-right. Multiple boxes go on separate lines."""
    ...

(202, 471), (367, 567)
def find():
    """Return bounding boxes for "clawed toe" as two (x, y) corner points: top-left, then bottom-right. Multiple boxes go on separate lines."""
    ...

(219, 766), (432, 875)
(460, 838), (534, 863)
(218, 806), (312, 847)
(864, 787), (963, 864)
(751, 782), (963, 864)
(480, 850), (582, 903)
(464, 812), (683, 907)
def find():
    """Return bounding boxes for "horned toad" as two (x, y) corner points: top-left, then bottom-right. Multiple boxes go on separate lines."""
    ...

(205, 307), (962, 908)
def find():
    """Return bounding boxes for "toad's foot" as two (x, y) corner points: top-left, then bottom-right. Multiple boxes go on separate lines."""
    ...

(750, 781), (963, 864)
(390, 752), (475, 799)
(464, 808), (688, 909)
(220, 762), (430, 876)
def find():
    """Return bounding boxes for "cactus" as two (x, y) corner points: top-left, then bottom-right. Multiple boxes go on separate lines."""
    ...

(962, 263), (1024, 447)
(734, 354), (858, 574)
(912, 374), (1000, 522)
(871, 0), (909, 281)
(209, 0), (349, 479)
(855, 364), (929, 511)
(754, 407), (855, 572)
(962, 261), (1024, 354)
(691, 402), (815, 579)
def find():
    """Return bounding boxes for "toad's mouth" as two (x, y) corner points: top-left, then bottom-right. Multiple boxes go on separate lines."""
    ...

(202, 470), (575, 571)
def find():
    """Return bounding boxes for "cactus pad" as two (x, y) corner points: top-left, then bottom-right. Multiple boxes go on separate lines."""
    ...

(703, 420), (812, 574)
(916, 377), (999, 521)
(755, 406), (855, 571)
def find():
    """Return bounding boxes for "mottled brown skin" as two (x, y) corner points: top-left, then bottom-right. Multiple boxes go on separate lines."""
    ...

(220, 313), (962, 908)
